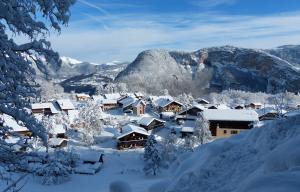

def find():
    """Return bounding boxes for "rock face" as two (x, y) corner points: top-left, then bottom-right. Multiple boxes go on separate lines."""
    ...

(115, 46), (300, 96)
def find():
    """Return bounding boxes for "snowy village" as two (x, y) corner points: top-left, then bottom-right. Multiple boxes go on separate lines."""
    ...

(1, 1), (300, 192)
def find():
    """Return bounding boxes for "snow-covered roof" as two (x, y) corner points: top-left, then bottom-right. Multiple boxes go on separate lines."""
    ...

(100, 99), (118, 105)
(103, 93), (121, 100)
(138, 117), (165, 126)
(92, 95), (105, 101)
(157, 98), (183, 108)
(2, 114), (29, 132)
(248, 102), (263, 106)
(202, 109), (259, 122)
(56, 99), (75, 110)
(120, 97), (137, 108)
(68, 110), (79, 124)
(132, 100), (146, 107)
(50, 124), (66, 135)
(79, 151), (103, 162)
(48, 138), (67, 147)
(76, 93), (90, 98)
(134, 92), (144, 97)
(117, 124), (149, 139)
(196, 98), (210, 104)
(181, 127), (195, 133)
(31, 102), (60, 114)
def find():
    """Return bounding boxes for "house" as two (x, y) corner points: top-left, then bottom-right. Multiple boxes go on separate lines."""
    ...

(48, 138), (68, 148)
(74, 151), (103, 174)
(56, 99), (76, 114)
(103, 93), (122, 100)
(177, 105), (205, 121)
(195, 98), (210, 105)
(2, 114), (32, 137)
(257, 107), (285, 121)
(235, 105), (245, 109)
(119, 96), (136, 111)
(180, 120), (196, 137)
(132, 100), (146, 116)
(246, 102), (263, 109)
(49, 124), (66, 138)
(76, 93), (90, 101)
(117, 124), (149, 149)
(138, 117), (165, 131)
(31, 102), (59, 116)
(134, 92), (144, 99)
(100, 99), (118, 111)
(202, 109), (259, 138)
(157, 99), (183, 113)
(207, 104), (230, 110)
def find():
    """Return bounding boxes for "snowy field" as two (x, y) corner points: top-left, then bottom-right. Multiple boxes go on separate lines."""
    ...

(20, 149), (163, 192)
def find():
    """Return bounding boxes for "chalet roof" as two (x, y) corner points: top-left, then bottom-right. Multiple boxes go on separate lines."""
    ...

(134, 92), (144, 98)
(76, 93), (90, 98)
(202, 109), (259, 122)
(2, 114), (29, 132)
(138, 117), (165, 126)
(120, 97), (137, 108)
(79, 151), (102, 162)
(31, 102), (60, 114)
(207, 104), (230, 110)
(117, 124), (149, 139)
(100, 99), (118, 105)
(92, 95), (105, 101)
(179, 104), (205, 115)
(56, 99), (75, 110)
(132, 100), (146, 107)
(249, 102), (263, 106)
(157, 99), (183, 108)
(103, 93), (121, 100)
(50, 124), (66, 135)
(196, 98), (210, 104)
(48, 138), (67, 147)
(181, 127), (195, 133)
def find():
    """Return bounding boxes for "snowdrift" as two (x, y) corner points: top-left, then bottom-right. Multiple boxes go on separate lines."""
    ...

(153, 113), (300, 192)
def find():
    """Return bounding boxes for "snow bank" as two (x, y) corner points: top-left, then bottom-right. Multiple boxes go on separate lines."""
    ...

(154, 113), (300, 192)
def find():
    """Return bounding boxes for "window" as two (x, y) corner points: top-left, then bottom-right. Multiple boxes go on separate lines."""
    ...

(230, 130), (238, 134)
(223, 130), (227, 134)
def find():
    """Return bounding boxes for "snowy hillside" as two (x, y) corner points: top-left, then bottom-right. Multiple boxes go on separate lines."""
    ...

(115, 46), (300, 96)
(151, 112), (300, 192)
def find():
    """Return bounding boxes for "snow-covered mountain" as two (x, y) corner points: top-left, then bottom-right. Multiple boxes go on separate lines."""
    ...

(115, 46), (300, 96)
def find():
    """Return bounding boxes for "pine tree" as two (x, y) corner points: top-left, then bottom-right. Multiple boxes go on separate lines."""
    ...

(143, 135), (162, 176)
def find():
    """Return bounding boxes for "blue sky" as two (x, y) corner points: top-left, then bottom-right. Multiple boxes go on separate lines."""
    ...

(48, 0), (300, 63)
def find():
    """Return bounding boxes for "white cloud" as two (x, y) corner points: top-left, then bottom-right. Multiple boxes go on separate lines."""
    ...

(49, 11), (300, 63)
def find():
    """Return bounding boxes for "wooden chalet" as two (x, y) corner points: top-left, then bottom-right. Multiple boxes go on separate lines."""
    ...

(132, 100), (146, 116)
(1, 114), (32, 137)
(49, 124), (67, 139)
(195, 98), (210, 105)
(177, 105), (205, 121)
(235, 105), (245, 109)
(202, 109), (258, 138)
(56, 99), (76, 115)
(31, 102), (59, 116)
(119, 96), (136, 111)
(76, 93), (91, 101)
(246, 102), (263, 109)
(157, 99), (183, 113)
(138, 117), (165, 131)
(74, 151), (103, 174)
(100, 99), (118, 111)
(117, 124), (149, 149)
(257, 107), (283, 121)
(134, 92), (144, 99)
(49, 138), (68, 148)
